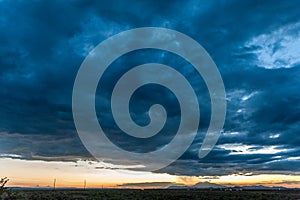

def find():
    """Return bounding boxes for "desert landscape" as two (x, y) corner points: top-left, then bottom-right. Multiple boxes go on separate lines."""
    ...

(1, 189), (300, 200)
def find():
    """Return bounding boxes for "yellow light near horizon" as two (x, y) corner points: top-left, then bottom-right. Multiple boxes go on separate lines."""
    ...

(215, 174), (300, 186)
(0, 158), (176, 188)
(1, 157), (299, 188)
(175, 174), (300, 188)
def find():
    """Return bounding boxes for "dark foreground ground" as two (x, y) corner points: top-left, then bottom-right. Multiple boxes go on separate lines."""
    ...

(1, 189), (300, 200)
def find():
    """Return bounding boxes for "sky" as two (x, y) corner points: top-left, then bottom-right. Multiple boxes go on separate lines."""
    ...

(0, 0), (300, 188)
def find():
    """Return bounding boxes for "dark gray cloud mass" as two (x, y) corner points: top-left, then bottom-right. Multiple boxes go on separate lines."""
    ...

(0, 0), (299, 176)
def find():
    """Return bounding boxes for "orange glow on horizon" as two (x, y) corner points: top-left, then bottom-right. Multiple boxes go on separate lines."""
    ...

(1, 158), (299, 189)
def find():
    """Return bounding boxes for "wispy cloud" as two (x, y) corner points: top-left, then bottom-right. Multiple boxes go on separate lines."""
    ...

(242, 22), (300, 69)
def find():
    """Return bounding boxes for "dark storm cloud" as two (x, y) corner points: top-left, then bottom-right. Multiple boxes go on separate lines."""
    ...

(0, 0), (299, 176)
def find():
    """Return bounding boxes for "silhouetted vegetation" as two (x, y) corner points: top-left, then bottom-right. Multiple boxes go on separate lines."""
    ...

(0, 177), (22, 200)
(0, 177), (9, 195)
(1, 189), (299, 200)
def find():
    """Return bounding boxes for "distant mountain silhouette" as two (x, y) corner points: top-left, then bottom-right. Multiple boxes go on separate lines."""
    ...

(167, 182), (226, 189)
(192, 182), (226, 189)
(237, 185), (289, 190)
(168, 182), (298, 190)
(168, 185), (190, 189)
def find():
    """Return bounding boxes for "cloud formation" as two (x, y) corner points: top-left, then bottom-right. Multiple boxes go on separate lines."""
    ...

(0, 0), (299, 177)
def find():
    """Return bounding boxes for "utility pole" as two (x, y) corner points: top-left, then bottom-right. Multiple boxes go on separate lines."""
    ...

(53, 179), (56, 191)
(83, 180), (86, 190)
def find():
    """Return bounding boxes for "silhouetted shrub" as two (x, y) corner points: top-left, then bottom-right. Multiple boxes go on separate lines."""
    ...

(0, 177), (9, 195)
